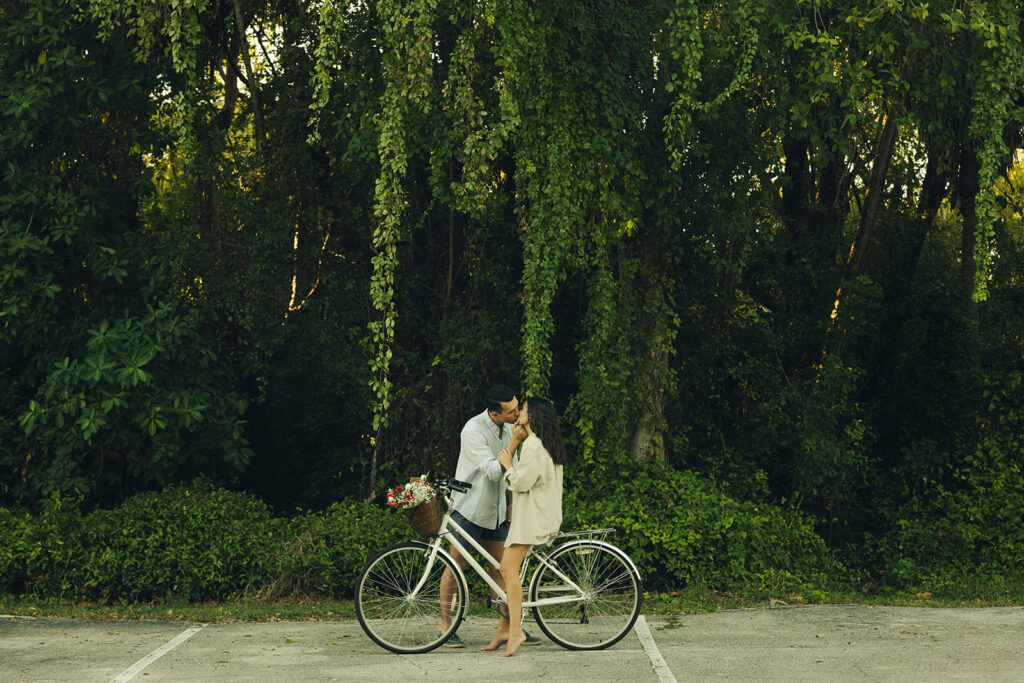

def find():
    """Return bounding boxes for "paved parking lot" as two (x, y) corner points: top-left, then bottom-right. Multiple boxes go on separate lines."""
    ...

(2, 605), (1022, 681)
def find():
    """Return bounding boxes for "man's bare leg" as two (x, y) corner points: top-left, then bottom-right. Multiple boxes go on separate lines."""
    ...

(440, 545), (466, 633)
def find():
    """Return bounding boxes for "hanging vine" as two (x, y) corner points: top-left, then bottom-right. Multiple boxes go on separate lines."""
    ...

(662, 0), (764, 168)
(90, 0), (211, 159)
(365, 0), (437, 495)
(443, 20), (520, 214)
(964, 4), (1022, 302)
(306, 0), (347, 145)
(569, 255), (617, 466)
(494, 1), (593, 398)
(497, 0), (679, 459)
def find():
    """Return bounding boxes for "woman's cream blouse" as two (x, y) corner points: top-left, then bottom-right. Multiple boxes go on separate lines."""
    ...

(503, 433), (563, 547)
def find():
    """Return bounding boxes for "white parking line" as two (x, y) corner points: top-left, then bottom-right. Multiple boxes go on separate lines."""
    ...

(111, 625), (203, 683)
(635, 615), (677, 683)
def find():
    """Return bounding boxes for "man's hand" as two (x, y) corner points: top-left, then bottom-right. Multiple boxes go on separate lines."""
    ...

(511, 423), (528, 444)
(499, 424), (527, 472)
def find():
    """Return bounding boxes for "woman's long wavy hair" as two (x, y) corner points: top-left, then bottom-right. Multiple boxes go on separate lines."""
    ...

(524, 397), (568, 466)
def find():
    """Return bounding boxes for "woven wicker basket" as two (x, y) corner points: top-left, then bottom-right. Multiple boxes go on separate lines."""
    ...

(404, 494), (441, 537)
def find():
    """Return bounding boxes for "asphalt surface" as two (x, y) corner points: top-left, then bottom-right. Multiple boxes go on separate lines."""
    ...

(2, 604), (1022, 681)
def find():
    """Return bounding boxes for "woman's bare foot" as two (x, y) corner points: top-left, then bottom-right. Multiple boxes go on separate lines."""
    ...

(500, 631), (527, 657)
(481, 631), (508, 651)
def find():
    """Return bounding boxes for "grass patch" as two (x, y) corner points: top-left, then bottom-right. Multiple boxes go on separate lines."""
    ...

(0, 596), (356, 622)
(3, 585), (1022, 624)
(0, 595), (504, 623)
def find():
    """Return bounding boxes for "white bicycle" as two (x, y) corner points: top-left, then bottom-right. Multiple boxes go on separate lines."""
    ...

(355, 477), (643, 654)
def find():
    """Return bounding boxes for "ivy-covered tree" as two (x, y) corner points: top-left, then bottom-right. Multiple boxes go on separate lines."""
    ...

(3, 0), (1024, 593)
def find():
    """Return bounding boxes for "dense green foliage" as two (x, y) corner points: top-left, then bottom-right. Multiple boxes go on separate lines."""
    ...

(870, 372), (1024, 591)
(566, 466), (845, 593)
(0, 478), (845, 601)
(0, 0), (252, 503)
(0, 480), (408, 600)
(2, 0), (1024, 597)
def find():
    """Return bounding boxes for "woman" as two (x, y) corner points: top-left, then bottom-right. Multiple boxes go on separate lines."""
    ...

(486, 396), (567, 657)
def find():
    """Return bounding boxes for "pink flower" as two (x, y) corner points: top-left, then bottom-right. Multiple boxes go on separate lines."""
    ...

(389, 501), (397, 508)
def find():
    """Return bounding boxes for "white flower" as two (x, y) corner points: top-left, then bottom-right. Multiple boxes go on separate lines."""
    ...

(386, 477), (436, 510)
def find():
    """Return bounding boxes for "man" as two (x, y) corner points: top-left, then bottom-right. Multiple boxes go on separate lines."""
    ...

(439, 384), (539, 648)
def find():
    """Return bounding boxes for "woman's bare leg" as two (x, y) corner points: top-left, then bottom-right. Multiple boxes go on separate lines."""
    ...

(496, 544), (530, 657)
(480, 538), (511, 650)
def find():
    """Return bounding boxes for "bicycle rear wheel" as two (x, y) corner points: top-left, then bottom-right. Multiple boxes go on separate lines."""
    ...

(529, 541), (642, 650)
(355, 541), (467, 654)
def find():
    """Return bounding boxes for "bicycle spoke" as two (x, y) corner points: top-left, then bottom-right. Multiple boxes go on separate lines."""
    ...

(356, 542), (466, 654)
(530, 542), (641, 649)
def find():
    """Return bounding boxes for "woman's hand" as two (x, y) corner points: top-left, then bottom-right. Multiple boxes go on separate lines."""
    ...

(497, 446), (515, 472)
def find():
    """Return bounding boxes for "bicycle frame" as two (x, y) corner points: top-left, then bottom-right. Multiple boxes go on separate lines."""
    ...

(414, 494), (588, 610)
(355, 480), (642, 654)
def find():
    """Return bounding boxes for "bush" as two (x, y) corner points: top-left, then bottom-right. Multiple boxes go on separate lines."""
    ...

(873, 373), (1024, 592)
(0, 494), (112, 597)
(0, 480), (417, 602)
(103, 480), (280, 601)
(269, 502), (408, 598)
(0, 506), (38, 594)
(0, 470), (853, 602)
(565, 464), (847, 593)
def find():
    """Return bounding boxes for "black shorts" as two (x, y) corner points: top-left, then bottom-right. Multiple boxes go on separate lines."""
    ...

(448, 510), (509, 555)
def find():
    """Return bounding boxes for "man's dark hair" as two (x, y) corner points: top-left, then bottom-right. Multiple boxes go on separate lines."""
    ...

(484, 384), (516, 412)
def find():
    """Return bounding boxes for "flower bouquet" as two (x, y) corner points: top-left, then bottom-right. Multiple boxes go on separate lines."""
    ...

(387, 476), (441, 537)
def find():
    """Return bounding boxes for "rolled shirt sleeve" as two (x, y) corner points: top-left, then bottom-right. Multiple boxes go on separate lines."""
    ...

(451, 411), (513, 529)
(459, 428), (504, 482)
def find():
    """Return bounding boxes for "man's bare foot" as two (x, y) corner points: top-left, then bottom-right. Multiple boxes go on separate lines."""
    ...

(481, 631), (508, 651)
(500, 631), (527, 657)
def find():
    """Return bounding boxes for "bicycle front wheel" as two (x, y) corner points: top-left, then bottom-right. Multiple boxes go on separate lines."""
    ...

(355, 541), (467, 654)
(529, 541), (642, 650)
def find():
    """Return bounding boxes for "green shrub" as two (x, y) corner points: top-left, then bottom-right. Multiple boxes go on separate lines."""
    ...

(0, 494), (113, 598)
(0, 480), (423, 602)
(0, 468), (854, 602)
(101, 479), (281, 601)
(876, 475), (1024, 593)
(565, 464), (846, 592)
(0, 506), (34, 594)
(268, 501), (408, 598)
(875, 375), (1024, 592)
(0, 481), (280, 601)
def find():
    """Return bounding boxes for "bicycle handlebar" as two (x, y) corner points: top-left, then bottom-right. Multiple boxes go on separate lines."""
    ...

(436, 477), (472, 494)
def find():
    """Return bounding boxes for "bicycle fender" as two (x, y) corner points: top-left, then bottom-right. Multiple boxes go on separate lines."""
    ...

(549, 539), (642, 582)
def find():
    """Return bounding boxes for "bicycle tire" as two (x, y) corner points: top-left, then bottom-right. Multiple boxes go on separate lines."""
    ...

(528, 540), (642, 650)
(355, 541), (467, 654)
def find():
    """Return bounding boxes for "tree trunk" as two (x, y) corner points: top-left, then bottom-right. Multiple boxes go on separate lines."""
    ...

(629, 269), (671, 464)
(629, 340), (668, 464)
(957, 143), (980, 349)
(891, 139), (950, 300)
(234, 0), (265, 149)
(776, 130), (851, 366)
(828, 109), (900, 350)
